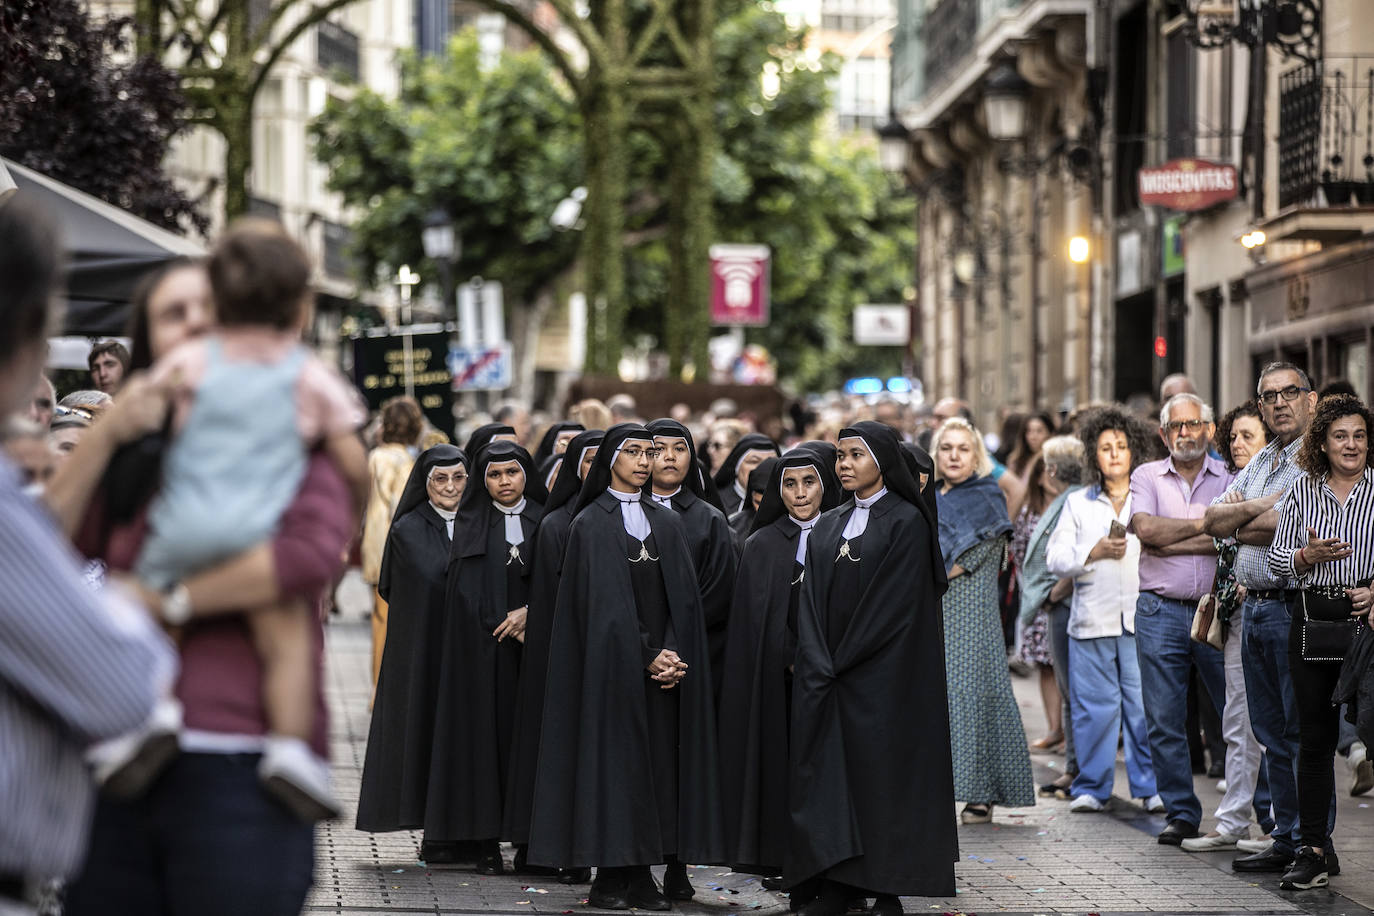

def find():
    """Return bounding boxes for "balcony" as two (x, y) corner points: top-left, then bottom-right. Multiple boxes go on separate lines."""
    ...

(921, 0), (979, 96)
(317, 19), (361, 83)
(1270, 56), (1374, 243)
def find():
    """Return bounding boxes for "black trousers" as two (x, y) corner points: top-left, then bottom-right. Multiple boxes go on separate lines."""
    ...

(1288, 616), (1345, 850)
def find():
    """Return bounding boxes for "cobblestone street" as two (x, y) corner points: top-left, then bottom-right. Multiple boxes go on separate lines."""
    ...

(310, 595), (1374, 916)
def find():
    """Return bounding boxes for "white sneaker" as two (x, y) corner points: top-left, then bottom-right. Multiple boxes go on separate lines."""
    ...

(1236, 836), (1275, 854)
(1181, 831), (1244, 852)
(1070, 794), (1105, 812)
(88, 696), (183, 797)
(1140, 794), (1166, 813)
(259, 735), (341, 822)
(1349, 742), (1373, 797)
(1216, 779), (1228, 793)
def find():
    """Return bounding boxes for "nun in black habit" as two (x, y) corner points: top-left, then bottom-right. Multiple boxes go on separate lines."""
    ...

(786, 421), (956, 915)
(356, 446), (470, 856)
(534, 421), (586, 466)
(713, 433), (781, 515)
(465, 422), (519, 458)
(527, 425), (725, 911)
(727, 456), (779, 554)
(645, 418), (738, 705)
(424, 441), (545, 875)
(504, 429), (605, 881)
(718, 448), (839, 879)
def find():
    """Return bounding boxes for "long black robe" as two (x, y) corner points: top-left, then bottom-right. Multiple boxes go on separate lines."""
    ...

(658, 488), (736, 704)
(713, 434), (779, 515)
(786, 492), (956, 896)
(424, 493), (542, 842)
(527, 492), (725, 868)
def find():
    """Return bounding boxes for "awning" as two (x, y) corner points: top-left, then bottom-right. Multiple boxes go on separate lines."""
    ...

(5, 158), (204, 337)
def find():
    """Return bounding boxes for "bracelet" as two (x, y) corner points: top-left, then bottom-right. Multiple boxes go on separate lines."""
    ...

(1297, 547), (1309, 568)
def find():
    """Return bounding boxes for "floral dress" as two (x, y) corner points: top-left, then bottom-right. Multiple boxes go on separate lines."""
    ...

(1012, 504), (1052, 666)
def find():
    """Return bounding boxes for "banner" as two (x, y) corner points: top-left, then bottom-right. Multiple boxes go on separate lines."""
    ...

(351, 329), (453, 434)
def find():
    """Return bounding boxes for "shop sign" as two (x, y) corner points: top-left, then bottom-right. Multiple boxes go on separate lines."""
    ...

(710, 244), (770, 326)
(1138, 158), (1238, 211)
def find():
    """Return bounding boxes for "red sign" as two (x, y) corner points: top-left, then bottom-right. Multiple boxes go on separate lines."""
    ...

(1137, 158), (1238, 211)
(710, 244), (770, 326)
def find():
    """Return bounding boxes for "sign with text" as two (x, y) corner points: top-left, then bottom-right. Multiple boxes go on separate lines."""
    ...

(853, 304), (911, 346)
(450, 342), (513, 391)
(1138, 158), (1238, 211)
(710, 243), (770, 326)
(351, 329), (453, 434)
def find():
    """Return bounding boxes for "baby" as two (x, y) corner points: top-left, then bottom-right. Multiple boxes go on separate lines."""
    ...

(92, 219), (368, 821)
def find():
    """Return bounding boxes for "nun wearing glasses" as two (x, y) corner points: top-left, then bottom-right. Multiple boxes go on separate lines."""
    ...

(528, 424), (724, 911)
(786, 421), (955, 915)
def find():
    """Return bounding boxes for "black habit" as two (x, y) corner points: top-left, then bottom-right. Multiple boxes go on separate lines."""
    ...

(713, 434), (780, 515)
(424, 442), (544, 843)
(785, 422), (956, 897)
(357, 444), (468, 833)
(528, 425), (725, 869)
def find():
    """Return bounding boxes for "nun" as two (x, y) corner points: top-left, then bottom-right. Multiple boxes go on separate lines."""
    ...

(787, 421), (956, 914)
(356, 445), (470, 864)
(465, 422), (519, 458)
(718, 448), (839, 881)
(534, 420), (586, 466)
(646, 418), (738, 705)
(713, 433), (781, 515)
(505, 429), (605, 881)
(528, 424), (725, 910)
(727, 456), (779, 554)
(424, 441), (545, 874)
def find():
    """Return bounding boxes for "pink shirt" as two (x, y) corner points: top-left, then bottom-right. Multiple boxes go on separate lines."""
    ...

(1129, 454), (1234, 601)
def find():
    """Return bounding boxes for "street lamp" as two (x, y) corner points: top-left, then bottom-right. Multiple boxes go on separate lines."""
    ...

(421, 207), (459, 325)
(982, 65), (1031, 143)
(1068, 235), (1091, 264)
(1179, 0), (1319, 63)
(875, 114), (910, 174)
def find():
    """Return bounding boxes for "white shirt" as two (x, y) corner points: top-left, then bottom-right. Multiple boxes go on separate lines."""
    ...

(841, 487), (888, 539)
(1046, 485), (1141, 639)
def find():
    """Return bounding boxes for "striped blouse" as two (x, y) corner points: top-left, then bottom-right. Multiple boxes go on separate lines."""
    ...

(1268, 467), (1374, 586)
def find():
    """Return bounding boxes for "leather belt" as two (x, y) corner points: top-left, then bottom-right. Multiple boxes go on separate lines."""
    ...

(1250, 588), (1297, 601)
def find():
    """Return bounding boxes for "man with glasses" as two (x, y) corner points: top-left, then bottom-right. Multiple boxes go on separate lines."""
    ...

(1129, 394), (1232, 846)
(1204, 362), (1330, 876)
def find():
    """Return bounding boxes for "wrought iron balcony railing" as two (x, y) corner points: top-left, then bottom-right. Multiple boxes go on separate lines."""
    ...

(1279, 55), (1374, 208)
(921, 0), (979, 96)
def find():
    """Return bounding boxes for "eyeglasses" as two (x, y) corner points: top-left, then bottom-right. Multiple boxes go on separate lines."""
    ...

(53, 405), (93, 420)
(429, 473), (467, 486)
(1163, 419), (1207, 434)
(619, 447), (661, 460)
(1258, 385), (1311, 405)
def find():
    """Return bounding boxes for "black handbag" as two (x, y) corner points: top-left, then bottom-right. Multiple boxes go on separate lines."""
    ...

(1300, 583), (1368, 664)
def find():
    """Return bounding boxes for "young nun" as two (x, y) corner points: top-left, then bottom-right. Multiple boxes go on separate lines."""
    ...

(424, 441), (545, 875)
(719, 447), (839, 882)
(356, 445), (470, 863)
(646, 418), (738, 707)
(787, 421), (956, 915)
(713, 433), (781, 515)
(505, 429), (605, 881)
(465, 422), (519, 458)
(727, 456), (780, 554)
(534, 421), (586, 466)
(528, 424), (725, 911)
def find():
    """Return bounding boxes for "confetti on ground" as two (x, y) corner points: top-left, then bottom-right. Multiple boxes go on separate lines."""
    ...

(1036, 831), (1048, 836)
(1016, 856), (1027, 861)
(1031, 888), (1045, 893)
(516, 900), (531, 905)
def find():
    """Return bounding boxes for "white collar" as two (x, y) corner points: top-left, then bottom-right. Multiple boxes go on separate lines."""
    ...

(733, 480), (747, 501)
(608, 486), (651, 539)
(495, 497), (526, 545)
(792, 513), (818, 565)
(430, 501), (457, 539)
(651, 486), (681, 507)
(842, 486), (887, 539)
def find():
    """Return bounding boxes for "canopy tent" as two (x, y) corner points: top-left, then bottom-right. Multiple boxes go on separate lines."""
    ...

(4, 158), (204, 337)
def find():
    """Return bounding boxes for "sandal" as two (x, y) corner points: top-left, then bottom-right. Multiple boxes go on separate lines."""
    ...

(959, 804), (993, 824)
(1030, 732), (1065, 751)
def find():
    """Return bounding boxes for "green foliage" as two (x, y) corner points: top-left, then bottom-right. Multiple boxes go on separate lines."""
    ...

(310, 35), (583, 307)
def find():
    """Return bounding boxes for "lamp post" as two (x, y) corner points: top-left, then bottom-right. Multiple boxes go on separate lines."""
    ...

(875, 113), (911, 175)
(421, 207), (459, 321)
(982, 65), (1030, 143)
(394, 264), (421, 398)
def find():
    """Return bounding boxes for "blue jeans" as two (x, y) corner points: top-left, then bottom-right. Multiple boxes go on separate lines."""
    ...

(1046, 602), (1077, 776)
(1240, 594), (1334, 855)
(1068, 633), (1156, 802)
(1134, 592), (1227, 827)
(66, 753), (314, 916)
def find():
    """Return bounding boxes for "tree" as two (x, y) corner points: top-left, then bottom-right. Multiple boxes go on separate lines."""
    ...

(0, 0), (205, 233)
(311, 36), (583, 402)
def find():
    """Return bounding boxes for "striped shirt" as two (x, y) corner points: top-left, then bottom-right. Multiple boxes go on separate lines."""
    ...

(1268, 468), (1374, 586)
(0, 457), (174, 879)
(1211, 435), (1307, 590)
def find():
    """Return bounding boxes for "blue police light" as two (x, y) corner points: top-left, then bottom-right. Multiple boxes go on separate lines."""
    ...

(886, 377), (912, 393)
(845, 377), (884, 395)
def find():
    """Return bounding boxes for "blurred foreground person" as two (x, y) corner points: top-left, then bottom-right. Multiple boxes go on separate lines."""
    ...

(0, 199), (173, 910)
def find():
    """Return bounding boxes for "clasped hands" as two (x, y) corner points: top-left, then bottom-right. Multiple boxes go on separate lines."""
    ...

(647, 649), (688, 690)
(494, 606), (527, 643)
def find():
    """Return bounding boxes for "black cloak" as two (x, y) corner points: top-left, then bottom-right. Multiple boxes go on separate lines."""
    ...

(424, 442), (544, 842)
(356, 444), (469, 833)
(718, 451), (840, 874)
(527, 425), (725, 868)
(713, 434), (780, 515)
(785, 421), (955, 896)
(646, 419), (739, 702)
(504, 429), (605, 843)
(534, 421), (585, 466)
(465, 422), (518, 458)
(728, 456), (779, 554)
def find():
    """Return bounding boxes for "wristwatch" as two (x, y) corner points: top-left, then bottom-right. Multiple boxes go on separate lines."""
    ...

(161, 583), (192, 626)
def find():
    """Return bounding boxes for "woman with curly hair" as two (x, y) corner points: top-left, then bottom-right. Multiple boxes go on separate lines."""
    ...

(1046, 407), (1160, 814)
(1264, 394), (1374, 891)
(1214, 401), (1268, 475)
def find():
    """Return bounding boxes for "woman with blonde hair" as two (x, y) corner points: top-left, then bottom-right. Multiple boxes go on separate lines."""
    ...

(363, 396), (423, 685)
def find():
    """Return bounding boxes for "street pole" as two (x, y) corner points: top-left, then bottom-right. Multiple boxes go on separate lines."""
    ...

(395, 264), (421, 399)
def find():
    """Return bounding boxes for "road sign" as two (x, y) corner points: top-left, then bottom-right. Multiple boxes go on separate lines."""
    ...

(450, 342), (513, 391)
(853, 304), (910, 345)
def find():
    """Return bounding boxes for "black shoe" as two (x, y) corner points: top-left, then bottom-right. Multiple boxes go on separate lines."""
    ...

(421, 840), (472, 866)
(588, 870), (630, 910)
(1207, 760), (1225, 779)
(869, 894), (903, 916)
(1327, 851), (1340, 876)
(625, 870), (672, 911)
(1279, 849), (1329, 890)
(761, 876), (785, 891)
(1158, 819), (1199, 846)
(477, 847), (505, 876)
(560, 867), (593, 885)
(663, 862), (695, 900)
(512, 846), (559, 877)
(798, 888), (847, 916)
(1233, 848), (1295, 873)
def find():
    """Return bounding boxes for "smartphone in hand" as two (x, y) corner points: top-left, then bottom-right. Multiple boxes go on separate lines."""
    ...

(1109, 519), (1127, 539)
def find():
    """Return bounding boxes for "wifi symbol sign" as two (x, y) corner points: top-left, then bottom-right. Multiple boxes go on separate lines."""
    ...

(709, 244), (771, 326)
